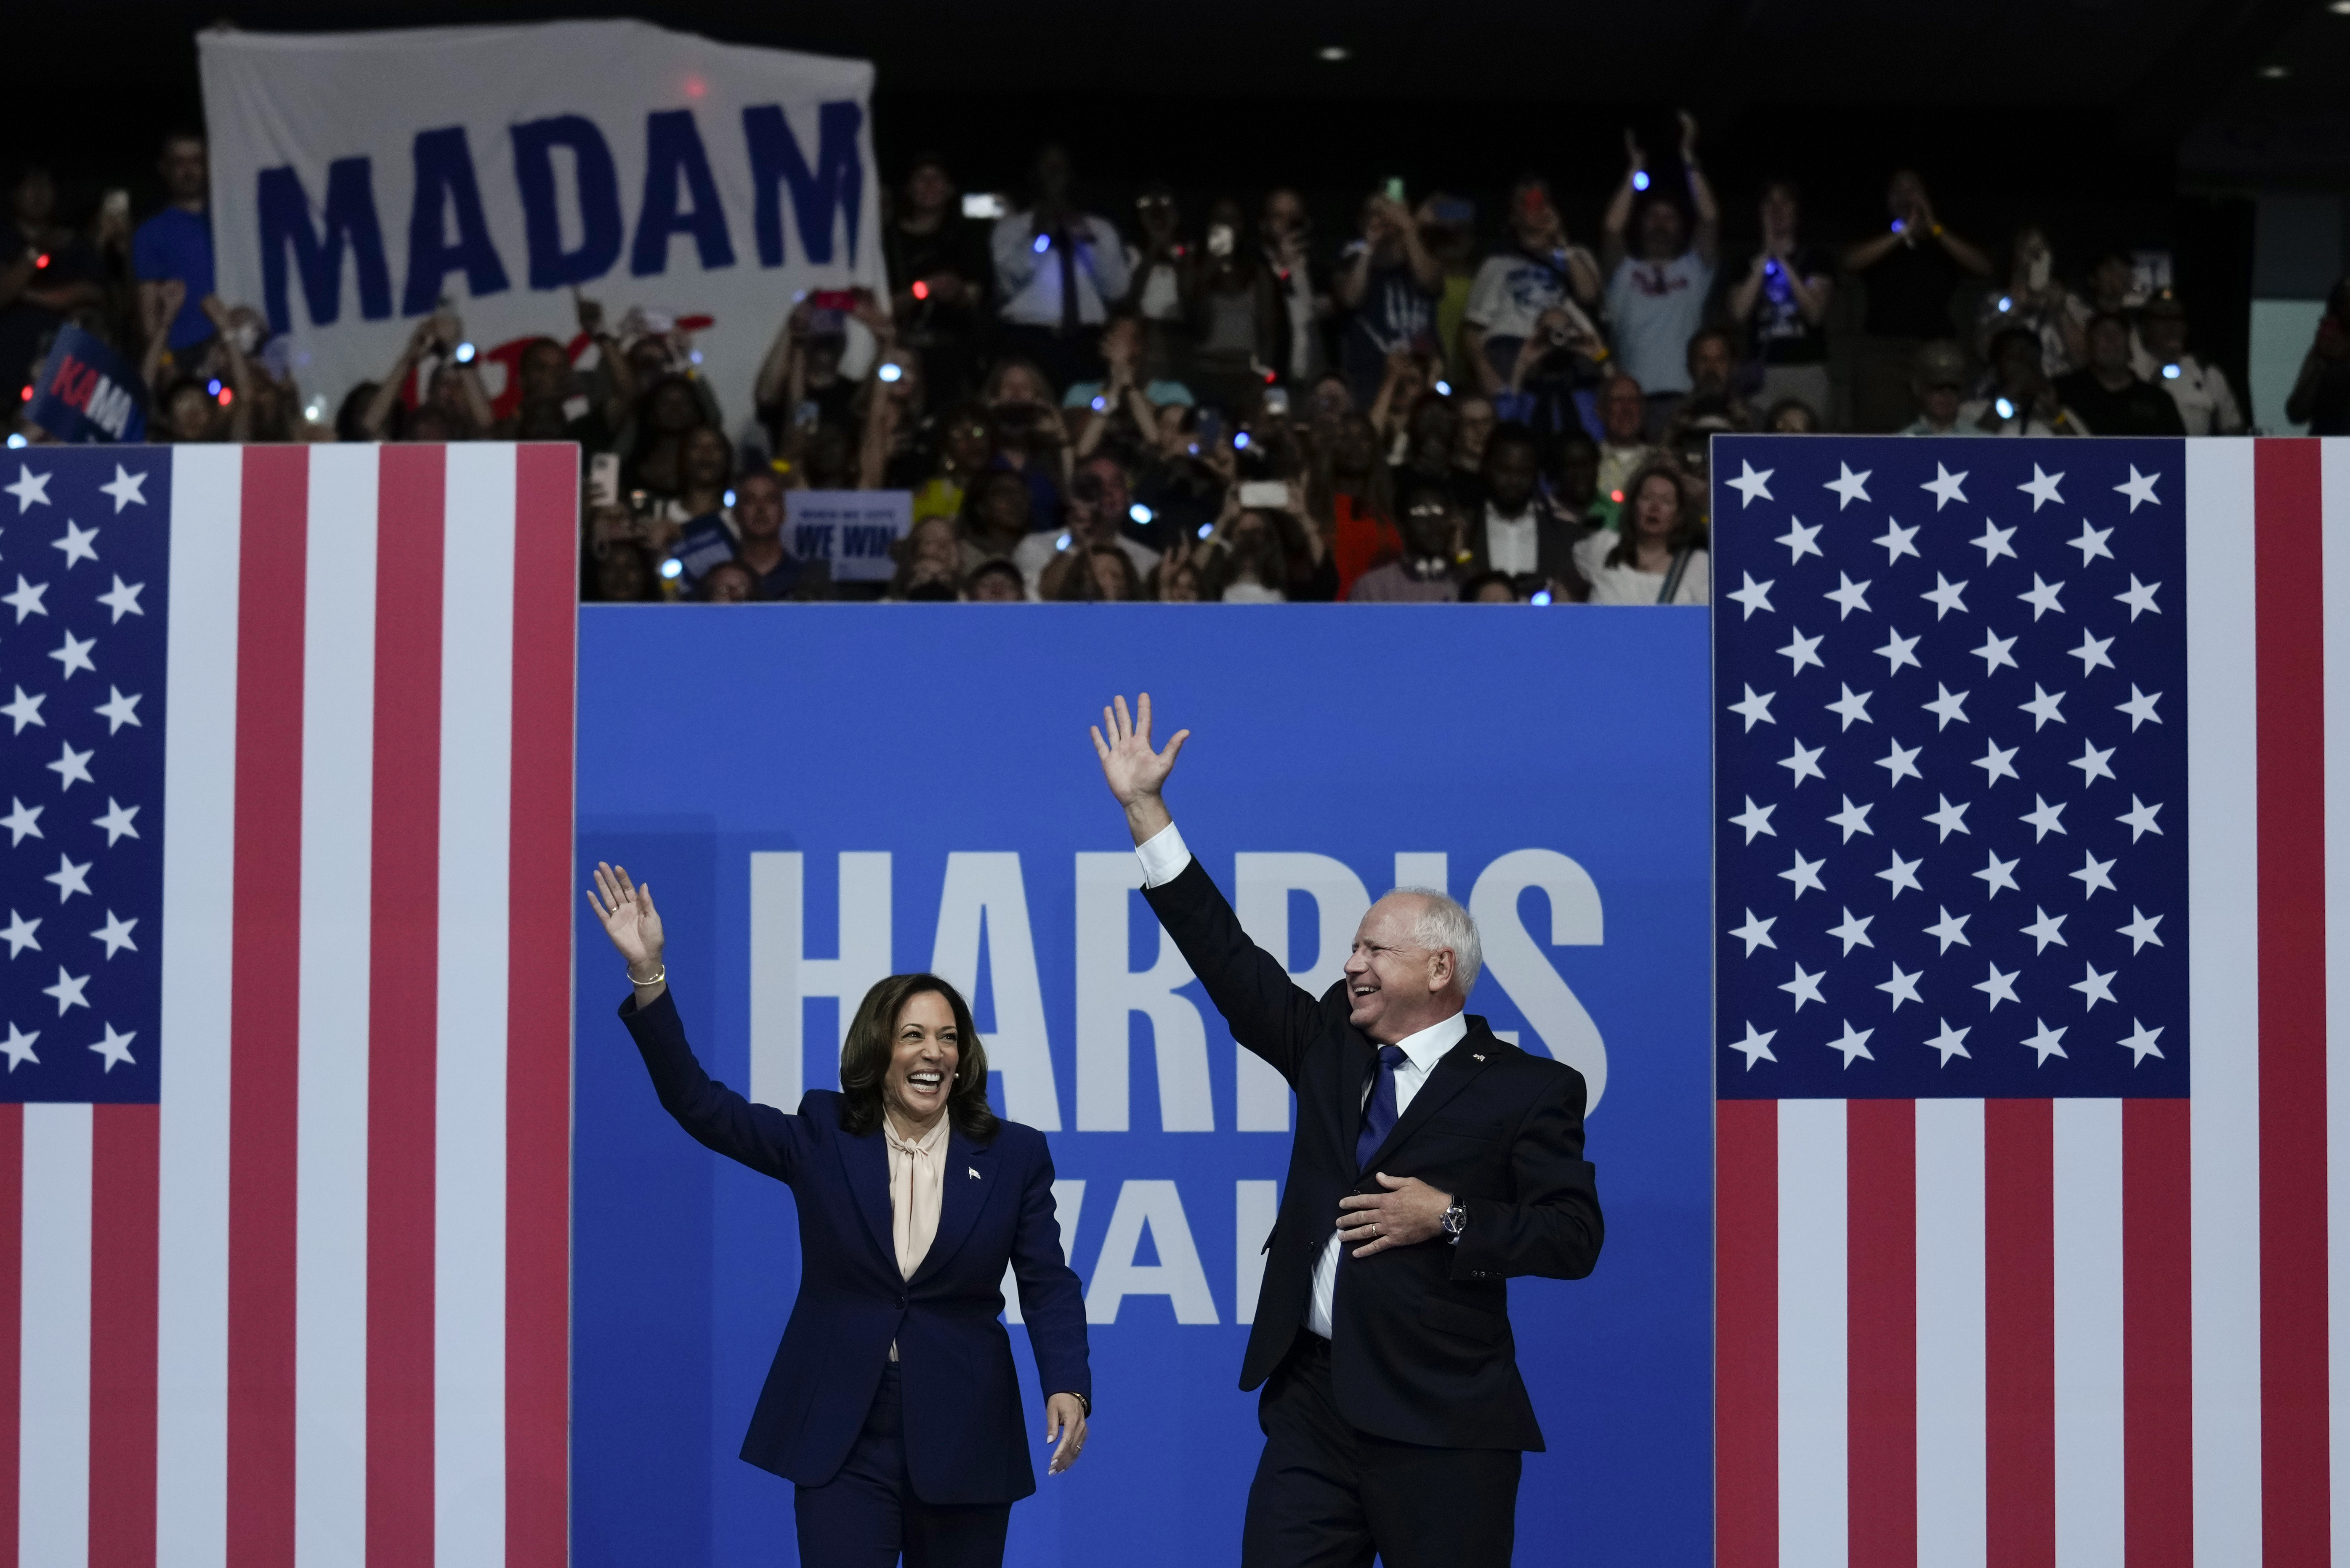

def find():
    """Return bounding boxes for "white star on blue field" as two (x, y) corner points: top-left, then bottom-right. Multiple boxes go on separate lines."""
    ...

(0, 453), (170, 1105)
(1711, 436), (2186, 1100)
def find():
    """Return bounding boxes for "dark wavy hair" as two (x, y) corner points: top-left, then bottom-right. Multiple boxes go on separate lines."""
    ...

(835, 973), (1000, 1142)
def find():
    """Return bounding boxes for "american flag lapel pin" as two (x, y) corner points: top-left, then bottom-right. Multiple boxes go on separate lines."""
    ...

(968, 1167), (982, 1179)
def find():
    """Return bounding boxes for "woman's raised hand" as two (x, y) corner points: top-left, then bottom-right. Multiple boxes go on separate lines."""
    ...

(587, 861), (666, 974)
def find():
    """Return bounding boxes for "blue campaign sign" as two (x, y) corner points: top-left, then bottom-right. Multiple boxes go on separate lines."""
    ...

(27, 324), (147, 443)
(571, 605), (1714, 1567)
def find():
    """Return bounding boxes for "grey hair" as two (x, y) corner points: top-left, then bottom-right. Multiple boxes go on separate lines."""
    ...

(1388, 887), (1483, 995)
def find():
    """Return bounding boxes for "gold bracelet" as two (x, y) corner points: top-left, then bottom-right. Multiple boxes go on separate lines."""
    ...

(629, 964), (666, 987)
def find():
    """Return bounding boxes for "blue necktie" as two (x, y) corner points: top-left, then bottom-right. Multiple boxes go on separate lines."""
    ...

(1356, 1045), (1409, 1170)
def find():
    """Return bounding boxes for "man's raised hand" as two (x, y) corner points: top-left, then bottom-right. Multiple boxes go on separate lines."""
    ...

(1091, 693), (1187, 844)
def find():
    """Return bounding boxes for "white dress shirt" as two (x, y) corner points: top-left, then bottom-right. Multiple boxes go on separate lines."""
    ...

(1481, 506), (1539, 576)
(1134, 822), (1466, 1339)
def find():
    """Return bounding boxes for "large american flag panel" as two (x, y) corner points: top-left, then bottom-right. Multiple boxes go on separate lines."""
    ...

(1713, 434), (2350, 1567)
(0, 446), (574, 1568)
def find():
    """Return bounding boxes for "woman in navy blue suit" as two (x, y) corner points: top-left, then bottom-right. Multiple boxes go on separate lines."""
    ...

(588, 861), (1093, 1568)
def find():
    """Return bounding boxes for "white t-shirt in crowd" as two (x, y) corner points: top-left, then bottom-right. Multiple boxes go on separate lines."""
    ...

(1575, 532), (1710, 606)
(1132, 252), (1185, 321)
(1464, 246), (1599, 341)
(1220, 581), (1285, 604)
(1605, 251), (1715, 395)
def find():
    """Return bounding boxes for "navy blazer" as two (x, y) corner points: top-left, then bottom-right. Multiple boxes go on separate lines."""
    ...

(619, 988), (1091, 1504)
(1143, 860), (1602, 1451)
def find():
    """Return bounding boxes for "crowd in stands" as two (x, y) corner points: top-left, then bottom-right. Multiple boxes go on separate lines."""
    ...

(10, 125), (2350, 607)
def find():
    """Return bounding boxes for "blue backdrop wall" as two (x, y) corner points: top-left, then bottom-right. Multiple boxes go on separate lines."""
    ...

(570, 605), (1714, 1565)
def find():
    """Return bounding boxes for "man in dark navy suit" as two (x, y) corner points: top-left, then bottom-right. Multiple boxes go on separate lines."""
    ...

(1091, 695), (1603, 1568)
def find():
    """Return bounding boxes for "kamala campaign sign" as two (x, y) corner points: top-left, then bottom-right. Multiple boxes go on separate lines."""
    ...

(200, 21), (880, 433)
(572, 607), (1715, 1567)
(27, 324), (147, 443)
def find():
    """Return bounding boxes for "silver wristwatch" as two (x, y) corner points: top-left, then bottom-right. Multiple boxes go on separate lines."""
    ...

(1440, 1202), (1468, 1242)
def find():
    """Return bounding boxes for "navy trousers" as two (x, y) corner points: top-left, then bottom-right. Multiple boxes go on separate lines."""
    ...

(794, 1364), (1014, 1568)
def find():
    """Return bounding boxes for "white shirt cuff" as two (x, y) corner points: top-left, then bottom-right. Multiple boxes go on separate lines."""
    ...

(1134, 821), (1192, 888)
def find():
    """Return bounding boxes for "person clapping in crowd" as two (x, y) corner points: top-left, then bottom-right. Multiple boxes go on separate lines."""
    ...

(1725, 180), (1833, 424)
(1600, 113), (1720, 435)
(1843, 169), (1993, 430)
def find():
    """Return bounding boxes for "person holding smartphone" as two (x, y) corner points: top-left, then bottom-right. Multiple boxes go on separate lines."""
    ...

(1334, 188), (1443, 411)
(1260, 188), (1331, 386)
(991, 145), (1129, 392)
(1191, 198), (1281, 415)
(1462, 178), (1603, 403)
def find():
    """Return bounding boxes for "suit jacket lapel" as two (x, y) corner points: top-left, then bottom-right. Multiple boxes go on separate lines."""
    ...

(909, 1128), (997, 1287)
(1361, 1025), (1501, 1174)
(837, 1125), (898, 1271)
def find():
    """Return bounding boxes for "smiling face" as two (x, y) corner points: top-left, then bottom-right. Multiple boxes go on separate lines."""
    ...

(885, 990), (960, 1129)
(1343, 894), (1459, 1042)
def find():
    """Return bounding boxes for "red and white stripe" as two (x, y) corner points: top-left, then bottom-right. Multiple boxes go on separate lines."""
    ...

(1718, 438), (2350, 1565)
(7, 443), (575, 1568)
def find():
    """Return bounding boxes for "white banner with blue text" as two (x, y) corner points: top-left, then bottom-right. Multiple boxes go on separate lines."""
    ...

(200, 21), (880, 434)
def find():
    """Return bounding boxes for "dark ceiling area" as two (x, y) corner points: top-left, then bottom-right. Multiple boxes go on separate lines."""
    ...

(5, 1), (2340, 275)
(12, 0), (2345, 157)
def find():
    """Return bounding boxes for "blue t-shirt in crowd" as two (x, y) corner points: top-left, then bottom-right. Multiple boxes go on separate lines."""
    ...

(132, 206), (216, 352)
(673, 509), (816, 599)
